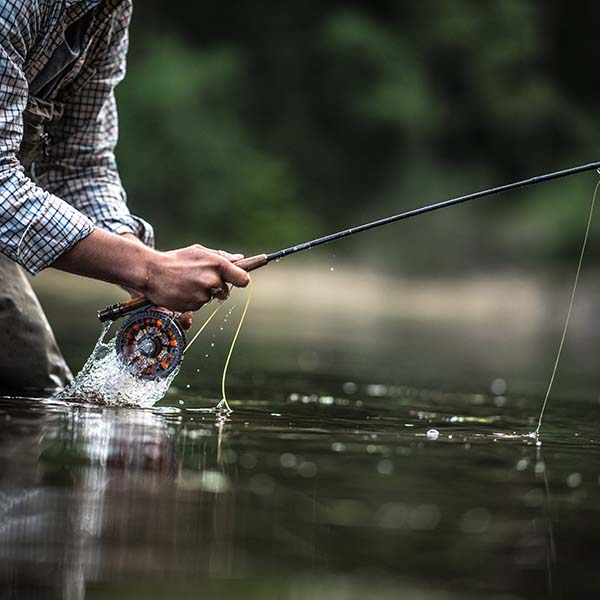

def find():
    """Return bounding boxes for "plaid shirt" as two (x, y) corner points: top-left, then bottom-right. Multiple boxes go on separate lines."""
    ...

(0, 0), (153, 275)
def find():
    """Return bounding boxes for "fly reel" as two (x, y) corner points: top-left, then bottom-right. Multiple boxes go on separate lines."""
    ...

(115, 309), (186, 381)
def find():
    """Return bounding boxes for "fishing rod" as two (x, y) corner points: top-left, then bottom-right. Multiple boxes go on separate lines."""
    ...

(99, 160), (600, 380)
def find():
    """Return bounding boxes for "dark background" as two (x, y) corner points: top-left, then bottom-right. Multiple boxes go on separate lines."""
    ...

(115, 1), (600, 273)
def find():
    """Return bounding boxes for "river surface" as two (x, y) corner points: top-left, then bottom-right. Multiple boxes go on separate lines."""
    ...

(2, 270), (600, 599)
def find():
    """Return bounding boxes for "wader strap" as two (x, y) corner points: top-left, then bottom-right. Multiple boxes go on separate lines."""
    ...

(18, 7), (98, 171)
(18, 96), (65, 170)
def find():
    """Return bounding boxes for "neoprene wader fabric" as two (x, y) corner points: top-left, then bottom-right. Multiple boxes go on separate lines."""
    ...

(0, 9), (98, 395)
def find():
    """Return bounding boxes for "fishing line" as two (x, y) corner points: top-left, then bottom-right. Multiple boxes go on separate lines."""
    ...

(535, 178), (600, 435)
(99, 162), (600, 325)
(184, 302), (224, 353)
(219, 277), (253, 411)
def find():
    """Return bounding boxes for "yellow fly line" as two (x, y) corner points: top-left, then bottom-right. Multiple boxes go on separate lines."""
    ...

(183, 303), (223, 353)
(184, 278), (254, 412)
(220, 277), (253, 411)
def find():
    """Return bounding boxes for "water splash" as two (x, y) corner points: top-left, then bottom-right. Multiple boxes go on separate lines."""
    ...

(59, 278), (253, 409)
(56, 322), (178, 408)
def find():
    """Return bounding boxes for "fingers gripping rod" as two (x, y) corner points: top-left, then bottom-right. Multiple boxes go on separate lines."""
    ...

(97, 254), (268, 322)
(98, 161), (600, 322)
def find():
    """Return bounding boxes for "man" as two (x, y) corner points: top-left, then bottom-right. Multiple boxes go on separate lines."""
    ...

(0, 0), (249, 394)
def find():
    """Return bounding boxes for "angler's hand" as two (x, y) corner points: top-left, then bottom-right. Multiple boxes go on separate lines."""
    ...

(142, 244), (249, 313)
(51, 229), (249, 315)
(118, 235), (199, 330)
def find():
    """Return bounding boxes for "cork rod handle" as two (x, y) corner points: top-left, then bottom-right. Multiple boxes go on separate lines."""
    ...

(234, 253), (268, 272)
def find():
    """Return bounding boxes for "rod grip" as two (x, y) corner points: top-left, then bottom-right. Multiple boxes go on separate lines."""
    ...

(97, 254), (269, 322)
(235, 253), (268, 272)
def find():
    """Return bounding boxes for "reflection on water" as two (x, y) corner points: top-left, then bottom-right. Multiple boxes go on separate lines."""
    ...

(1, 381), (600, 599)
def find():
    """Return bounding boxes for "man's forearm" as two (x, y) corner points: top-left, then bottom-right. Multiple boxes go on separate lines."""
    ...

(50, 228), (250, 313)
(52, 227), (152, 292)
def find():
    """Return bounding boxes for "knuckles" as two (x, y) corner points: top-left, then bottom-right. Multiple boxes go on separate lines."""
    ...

(147, 243), (250, 310)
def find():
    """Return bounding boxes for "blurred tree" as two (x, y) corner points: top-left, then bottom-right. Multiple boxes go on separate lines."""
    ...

(117, 36), (316, 252)
(115, 1), (600, 271)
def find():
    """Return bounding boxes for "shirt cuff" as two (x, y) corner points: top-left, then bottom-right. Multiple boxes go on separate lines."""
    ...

(95, 214), (155, 249)
(17, 194), (95, 275)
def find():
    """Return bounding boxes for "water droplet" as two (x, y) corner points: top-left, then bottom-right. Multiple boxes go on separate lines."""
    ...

(178, 400), (185, 405)
(185, 384), (190, 389)
(318, 396), (335, 405)
(366, 384), (387, 397)
(377, 459), (394, 475)
(567, 472), (583, 488)
(330, 267), (334, 271)
(342, 381), (358, 395)
(491, 378), (508, 395)
(426, 429), (439, 440)
(210, 342), (215, 347)
(298, 461), (317, 478)
(280, 453), (297, 468)
(409, 504), (441, 531)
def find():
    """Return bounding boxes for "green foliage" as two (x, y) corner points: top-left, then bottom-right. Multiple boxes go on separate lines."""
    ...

(115, 2), (600, 270)
(117, 36), (316, 252)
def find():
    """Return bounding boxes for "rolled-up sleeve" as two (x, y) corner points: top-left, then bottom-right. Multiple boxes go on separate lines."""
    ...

(0, 7), (94, 275)
(35, 2), (154, 248)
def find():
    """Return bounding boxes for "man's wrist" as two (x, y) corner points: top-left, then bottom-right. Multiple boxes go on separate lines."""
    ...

(119, 232), (152, 294)
(125, 238), (155, 294)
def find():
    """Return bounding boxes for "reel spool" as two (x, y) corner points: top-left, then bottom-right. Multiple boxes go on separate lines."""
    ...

(115, 309), (186, 380)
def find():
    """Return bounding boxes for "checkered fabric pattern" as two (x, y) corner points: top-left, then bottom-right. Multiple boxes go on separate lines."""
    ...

(0, 0), (153, 275)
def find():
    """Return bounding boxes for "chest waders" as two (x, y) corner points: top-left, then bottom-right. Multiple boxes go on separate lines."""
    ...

(0, 10), (98, 395)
